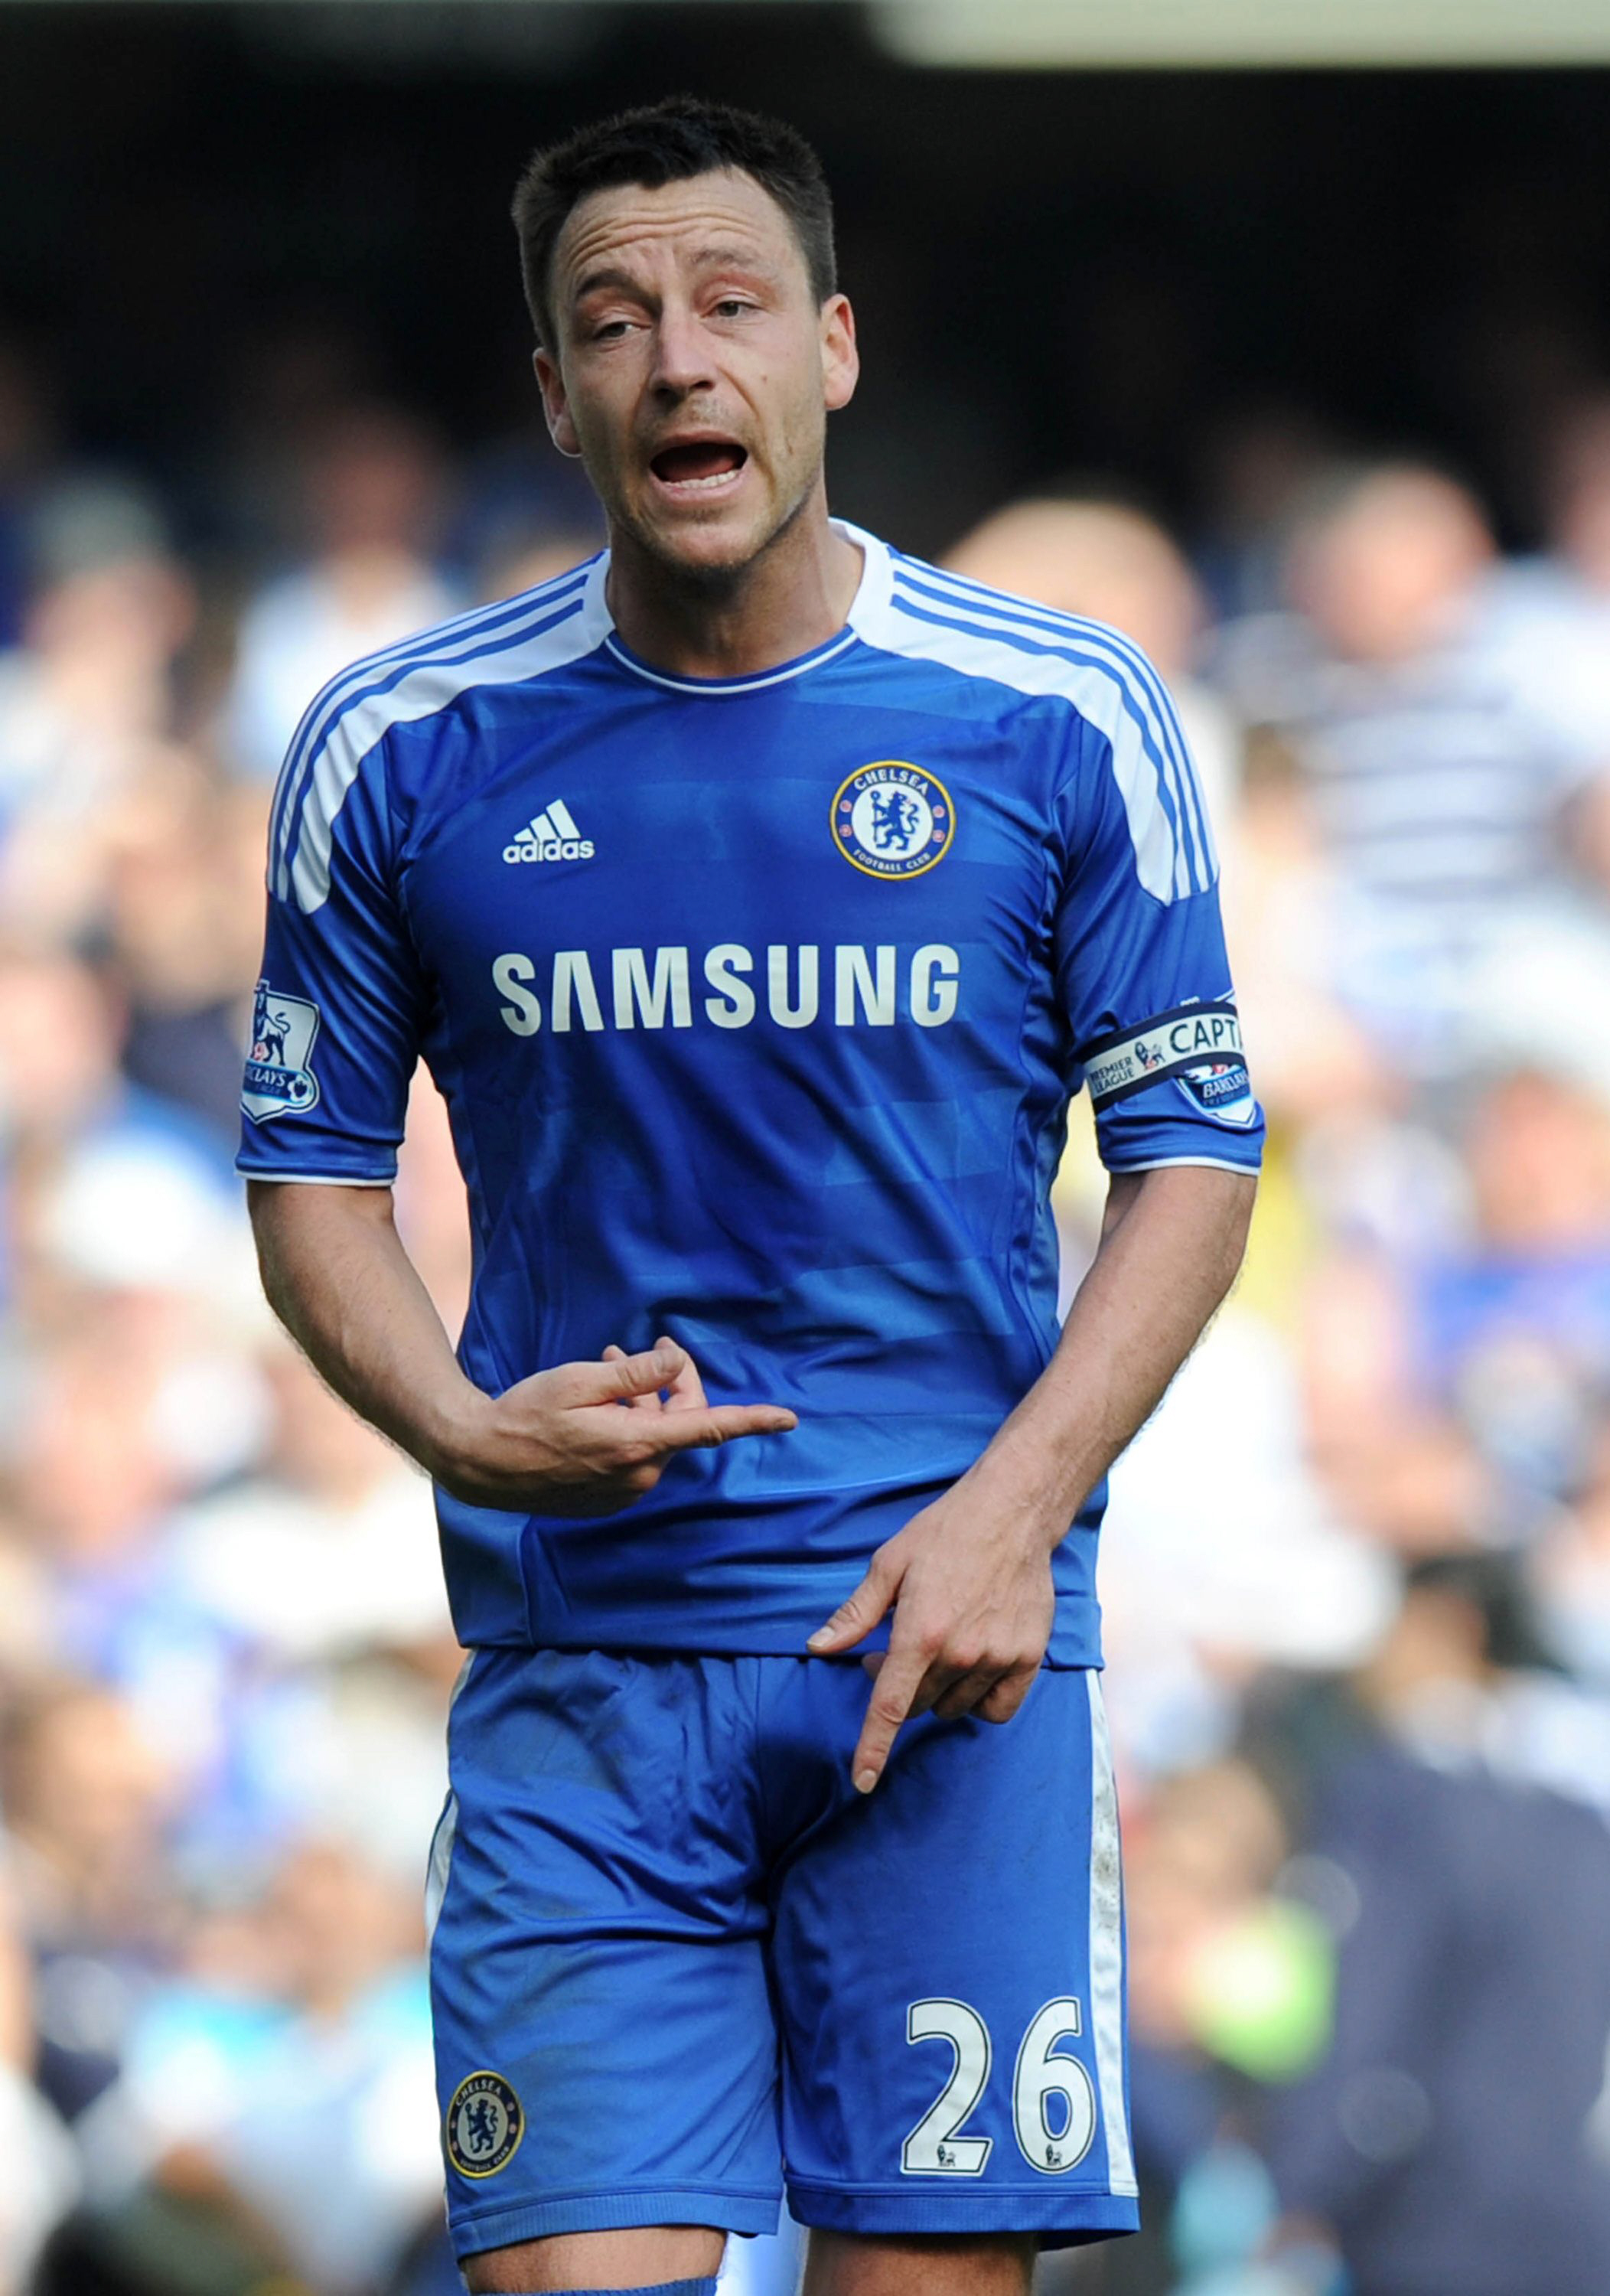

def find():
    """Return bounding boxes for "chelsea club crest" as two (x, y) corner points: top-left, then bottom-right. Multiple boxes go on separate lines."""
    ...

(831, 763), (954, 880)
(445, 2069), (525, 2179)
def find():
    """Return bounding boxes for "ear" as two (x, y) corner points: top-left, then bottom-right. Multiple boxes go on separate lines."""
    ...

(533, 344), (584, 461)
(820, 294), (859, 415)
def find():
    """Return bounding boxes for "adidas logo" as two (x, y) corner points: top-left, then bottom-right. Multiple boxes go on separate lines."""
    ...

(503, 800), (595, 865)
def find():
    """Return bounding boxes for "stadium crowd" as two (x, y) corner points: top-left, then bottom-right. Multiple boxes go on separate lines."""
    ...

(3, 329), (1610, 2296)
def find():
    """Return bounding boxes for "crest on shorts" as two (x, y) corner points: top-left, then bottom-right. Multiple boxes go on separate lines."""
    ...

(445, 2069), (525, 2178)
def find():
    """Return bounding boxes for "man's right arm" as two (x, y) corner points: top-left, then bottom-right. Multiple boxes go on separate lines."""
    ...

(248, 1179), (797, 1517)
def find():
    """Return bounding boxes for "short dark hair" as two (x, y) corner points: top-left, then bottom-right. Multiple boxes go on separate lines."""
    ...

(510, 96), (836, 349)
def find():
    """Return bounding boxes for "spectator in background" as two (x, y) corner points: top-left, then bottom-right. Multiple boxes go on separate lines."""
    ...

(103, 767), (268, 1146)
(1532, 1414), (1610, 1691)
(0, 1861), (77, 2292)
(51, 1838), (443, 2296)
(1418, 1061), (1610, 1524)
(0, 945), (248, 1330)
(940, 494), (1397, 1147)
(225, 405), (460, 781)
(1295, 1052), (1610, 1560)
(165, 1347), (454, 1877)
(1217, 461), (1600, 1081)
(1300, 1247), (1491, 1560)
(1258, 1558), (1610, 2296)
(0, 1679), (178, 2124)
(0, 487), (198, 947)
(1115, 1760), (1333, 2296)
(1483, 393), (1610, 776)
(475, 528), (601, 606)
(945, 492), (1243, 835)
(1190, 402), (1339, 624)
(171, 1348), (450, 1672)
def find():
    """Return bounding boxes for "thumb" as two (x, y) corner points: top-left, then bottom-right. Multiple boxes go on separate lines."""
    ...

(807, 1546), (901, 1653)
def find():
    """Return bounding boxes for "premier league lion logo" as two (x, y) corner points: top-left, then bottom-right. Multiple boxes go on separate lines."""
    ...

(241, 978), (322, 1124)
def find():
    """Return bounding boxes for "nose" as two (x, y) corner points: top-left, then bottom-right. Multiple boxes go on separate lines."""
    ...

(650, 302), (715, 399)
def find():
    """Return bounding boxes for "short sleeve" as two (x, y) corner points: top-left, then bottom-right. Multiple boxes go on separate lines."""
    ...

(1052, 699), (1264, 1175)
(236, 715), (425, 1184)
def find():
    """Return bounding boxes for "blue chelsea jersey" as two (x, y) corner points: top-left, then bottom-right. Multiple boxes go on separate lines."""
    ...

(239, 523), (1263, 1664)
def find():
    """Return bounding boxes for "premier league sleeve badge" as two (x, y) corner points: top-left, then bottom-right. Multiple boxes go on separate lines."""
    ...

(241, 978), (323, 1124)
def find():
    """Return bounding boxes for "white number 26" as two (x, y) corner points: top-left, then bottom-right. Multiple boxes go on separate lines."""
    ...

(902, 1996), (1097, 2177)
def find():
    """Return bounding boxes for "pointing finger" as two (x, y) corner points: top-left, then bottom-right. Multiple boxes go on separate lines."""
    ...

(644, 1402), (797, 1453)
(849, 1641), (928, 1794)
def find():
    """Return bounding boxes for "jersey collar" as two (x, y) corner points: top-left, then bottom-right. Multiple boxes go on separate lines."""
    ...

(592, 520), (891, 697)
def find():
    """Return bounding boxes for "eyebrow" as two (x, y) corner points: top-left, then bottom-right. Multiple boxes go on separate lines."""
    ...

(569, 246), (781, 306)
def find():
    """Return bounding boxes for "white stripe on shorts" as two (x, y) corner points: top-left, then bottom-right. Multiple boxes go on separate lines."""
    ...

(424, 1651), (477, 1945)
(425, 1792), (458, 1945)
(1086, 1671), (1137, 2197)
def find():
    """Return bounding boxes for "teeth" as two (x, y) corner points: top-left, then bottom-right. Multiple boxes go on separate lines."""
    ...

(660, 465), (743, 491)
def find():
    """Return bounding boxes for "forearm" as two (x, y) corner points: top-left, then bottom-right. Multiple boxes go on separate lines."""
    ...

(247, 1180), (797, 1514)
(247, 1179), (482, 1478)
(966, 1163), (1256, 1538)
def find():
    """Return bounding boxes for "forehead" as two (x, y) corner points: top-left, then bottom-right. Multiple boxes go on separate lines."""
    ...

(552, 168), (806, 294)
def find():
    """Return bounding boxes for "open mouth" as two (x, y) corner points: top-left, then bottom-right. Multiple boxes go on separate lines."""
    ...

(648, 439), (749, 494)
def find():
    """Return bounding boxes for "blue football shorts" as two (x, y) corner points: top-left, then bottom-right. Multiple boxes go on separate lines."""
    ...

(427, 1649), (1138, 2263)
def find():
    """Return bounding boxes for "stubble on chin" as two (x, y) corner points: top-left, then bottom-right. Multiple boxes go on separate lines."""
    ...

(608, 465), (820, 596)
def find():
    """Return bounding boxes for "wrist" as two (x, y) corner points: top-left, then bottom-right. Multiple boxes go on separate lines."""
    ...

(960, 1443), (1081, 1555)
(416, 1377), (498, 1489)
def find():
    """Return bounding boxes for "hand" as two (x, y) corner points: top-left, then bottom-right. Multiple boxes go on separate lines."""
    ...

(434, 1337), (796, 1515)
(807, 1481), (1057, 1793)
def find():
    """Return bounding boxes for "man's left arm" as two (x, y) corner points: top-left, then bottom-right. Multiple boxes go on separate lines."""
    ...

(812, 672), (1263, 1788)
(808, 1159), (1255, 1791)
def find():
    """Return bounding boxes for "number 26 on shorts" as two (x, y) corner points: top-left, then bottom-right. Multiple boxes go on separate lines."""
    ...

(902, 1997), (1098, 2177)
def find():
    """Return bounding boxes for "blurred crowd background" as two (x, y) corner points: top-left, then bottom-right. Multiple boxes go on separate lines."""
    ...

(4, 14), (1610, 2296)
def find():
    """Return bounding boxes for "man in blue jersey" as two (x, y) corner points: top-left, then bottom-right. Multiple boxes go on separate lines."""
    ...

(240, 97), (1260, 2296)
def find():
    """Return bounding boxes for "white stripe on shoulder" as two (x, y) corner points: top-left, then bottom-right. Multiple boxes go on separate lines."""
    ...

(282, 559), (595, 785)
(270, 560), (598, 896)
(898, 559), (1217, 890)
(278, 595), (602, 913)
(863, 574), (1202, 903)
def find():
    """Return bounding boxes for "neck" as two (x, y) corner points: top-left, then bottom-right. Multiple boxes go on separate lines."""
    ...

(605, 484), (862, 679)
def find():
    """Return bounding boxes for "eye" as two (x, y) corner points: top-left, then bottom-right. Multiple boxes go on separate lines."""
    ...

(712, 298), (755, 318)
(592, 318), (634, 341)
